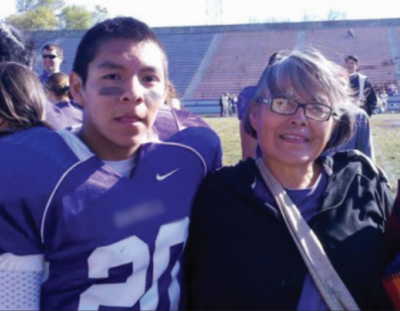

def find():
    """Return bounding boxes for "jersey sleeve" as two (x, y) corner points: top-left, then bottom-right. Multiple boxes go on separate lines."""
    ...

(0, 136), (54, 265)
(0, 158), (47, 260)
(153, 106), (223, 172)
(0, 270), (42, 310)
(0, 187), (45, 259)
(0, 133), (71, 308)
(169, 126), (223, 174)
(0, 167), (46, 309)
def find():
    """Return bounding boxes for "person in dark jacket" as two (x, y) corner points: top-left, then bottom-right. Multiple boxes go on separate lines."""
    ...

(185, 49), (394, 310)
(345, 55), (378, 117)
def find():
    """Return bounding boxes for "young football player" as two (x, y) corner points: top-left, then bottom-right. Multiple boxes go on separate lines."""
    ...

(0, 17), (222, 310)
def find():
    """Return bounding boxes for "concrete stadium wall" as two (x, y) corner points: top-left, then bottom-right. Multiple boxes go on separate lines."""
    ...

(28, 18), (400, 106)
(152, 18), (400, 34)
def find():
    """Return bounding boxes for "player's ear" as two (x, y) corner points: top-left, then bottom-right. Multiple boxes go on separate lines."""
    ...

(70, 72), (85, 107)
(163, 79), (169, 102)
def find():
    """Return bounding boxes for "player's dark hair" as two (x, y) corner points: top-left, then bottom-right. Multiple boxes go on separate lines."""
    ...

(73, 16), (168, 86)
(42, 43), (63, 58)
(345, 54), (359, 64)
(0, 23), (36, 68)
(0, 62), (51, 131)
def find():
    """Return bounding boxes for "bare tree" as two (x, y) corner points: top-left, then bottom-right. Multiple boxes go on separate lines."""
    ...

(248, 16), (291, 24)
(302, 12), (320, 22)
(327, 9), (346, 20)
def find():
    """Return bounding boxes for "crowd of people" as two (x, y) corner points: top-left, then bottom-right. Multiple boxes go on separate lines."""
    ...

(0, 17), (399, 311)
(219, 92), (238, 117)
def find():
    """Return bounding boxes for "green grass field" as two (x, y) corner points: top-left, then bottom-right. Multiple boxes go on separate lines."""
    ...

(371, 114), (400, 191)
(206, 113), (400, 192)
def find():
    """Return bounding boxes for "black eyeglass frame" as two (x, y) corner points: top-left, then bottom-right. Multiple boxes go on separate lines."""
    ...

(259, 96), (334, 122)
(42, 54), (57, 60)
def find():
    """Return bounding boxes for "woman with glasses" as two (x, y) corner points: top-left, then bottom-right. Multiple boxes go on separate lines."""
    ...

(185, 49), (394, 310)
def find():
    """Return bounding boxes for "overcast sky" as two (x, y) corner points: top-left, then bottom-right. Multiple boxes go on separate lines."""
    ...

(1, 0), (399, 27)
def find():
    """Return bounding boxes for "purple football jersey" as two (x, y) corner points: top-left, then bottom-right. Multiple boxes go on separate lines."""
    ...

(54, 100), (83, 130)
(0, 125), (222, 310)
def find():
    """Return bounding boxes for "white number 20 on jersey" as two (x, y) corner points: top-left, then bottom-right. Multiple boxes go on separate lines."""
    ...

(78, 218), (189, 310)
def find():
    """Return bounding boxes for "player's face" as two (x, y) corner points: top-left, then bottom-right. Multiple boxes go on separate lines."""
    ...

(42, 49), (62, 73)
(345, 59), (358, 74)
(70, 39), (167, 161)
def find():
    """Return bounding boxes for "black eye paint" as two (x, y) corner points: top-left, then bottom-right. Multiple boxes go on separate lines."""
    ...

(98, 87), (124, 96)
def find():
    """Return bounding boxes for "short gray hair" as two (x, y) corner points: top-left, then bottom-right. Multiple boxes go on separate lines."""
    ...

(244, 49), (356, 151)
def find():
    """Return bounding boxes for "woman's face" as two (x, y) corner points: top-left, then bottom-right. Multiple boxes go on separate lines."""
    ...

(250, 90), (336, 169)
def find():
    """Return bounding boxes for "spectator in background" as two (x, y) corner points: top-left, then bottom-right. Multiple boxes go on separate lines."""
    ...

(387, 82), (399, 96)
(347, 28), (355, 39)
(0, 62), (51, 134)
(44, 72), (83, 130)
(219, 92), (230, 117)
(323, 106), (375, 160)
(344, 54), (378, 117)
(229, 94), (237, 115)
(39, 43), (63, 83)
(0, 23), (71, 130)
(379, 88), (388, 112)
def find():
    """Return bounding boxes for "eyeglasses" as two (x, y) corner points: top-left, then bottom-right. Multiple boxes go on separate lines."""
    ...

(259, 96), (333, 121)
(42, 54), (57, 59)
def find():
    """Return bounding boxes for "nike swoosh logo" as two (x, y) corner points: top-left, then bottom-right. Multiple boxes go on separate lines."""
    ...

(156, 168), (180, 181)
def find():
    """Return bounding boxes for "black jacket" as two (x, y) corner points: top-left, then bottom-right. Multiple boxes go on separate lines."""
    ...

(186, 152), (394, 310)
(349, 73), (378, 117)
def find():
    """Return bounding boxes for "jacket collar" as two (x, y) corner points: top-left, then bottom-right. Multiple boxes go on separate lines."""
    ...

(317, 154), (359, 213)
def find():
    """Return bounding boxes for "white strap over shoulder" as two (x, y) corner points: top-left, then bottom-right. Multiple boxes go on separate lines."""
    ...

(255, 158), (360, 311)
(358, 74), (366, 104)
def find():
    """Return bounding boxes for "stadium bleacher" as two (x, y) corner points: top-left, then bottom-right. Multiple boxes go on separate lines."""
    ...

(29, 18), (400, 114)
(157, 33), (215, 97)
(387, 95), (400, 112)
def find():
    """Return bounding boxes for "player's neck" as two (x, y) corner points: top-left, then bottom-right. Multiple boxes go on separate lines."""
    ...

(77, 128), (139, 161)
